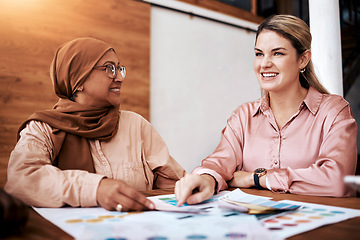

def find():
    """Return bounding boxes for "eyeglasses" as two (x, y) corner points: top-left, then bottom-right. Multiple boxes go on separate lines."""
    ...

(93, 62), (126, 79)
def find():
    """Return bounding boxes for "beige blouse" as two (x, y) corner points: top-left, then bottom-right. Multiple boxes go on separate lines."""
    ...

(5, 110), (186, 207)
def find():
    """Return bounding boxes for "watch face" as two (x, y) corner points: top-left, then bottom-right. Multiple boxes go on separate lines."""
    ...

(254, 168), (267, 177)
(254, 168), (266, 174)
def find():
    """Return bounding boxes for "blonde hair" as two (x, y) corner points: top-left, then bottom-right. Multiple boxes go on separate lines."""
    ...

(256, 14), (329, 94)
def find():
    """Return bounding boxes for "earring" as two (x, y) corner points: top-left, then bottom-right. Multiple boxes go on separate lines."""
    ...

(77, 86), (84, 92)
(300, 68), (306, 73)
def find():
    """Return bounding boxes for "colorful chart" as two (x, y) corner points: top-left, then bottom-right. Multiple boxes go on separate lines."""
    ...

(64, 211), (143, 224)
(158, 196), (216, 207)
(34, 206), (273, 240)
(220, 189), (300, 214)
(259, 200), (360, 239)
(33, 191), (360, 240)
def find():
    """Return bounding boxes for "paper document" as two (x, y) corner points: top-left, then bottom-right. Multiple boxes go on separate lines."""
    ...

(220, 189), (301, 214)
(260, 199), (360, 239)
(148, 191), (228, 214)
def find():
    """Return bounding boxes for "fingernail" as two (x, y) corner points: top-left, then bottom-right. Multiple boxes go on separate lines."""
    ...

(149, 203), (155, 209)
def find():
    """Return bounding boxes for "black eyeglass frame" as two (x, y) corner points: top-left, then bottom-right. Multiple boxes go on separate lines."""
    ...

(93, 62), (126, 79)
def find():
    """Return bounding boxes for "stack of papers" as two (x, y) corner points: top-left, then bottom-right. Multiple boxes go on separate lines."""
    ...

(219, 189), (301, 214)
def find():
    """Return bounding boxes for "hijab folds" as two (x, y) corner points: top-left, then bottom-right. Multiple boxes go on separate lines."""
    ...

(18, 37), (120, 172)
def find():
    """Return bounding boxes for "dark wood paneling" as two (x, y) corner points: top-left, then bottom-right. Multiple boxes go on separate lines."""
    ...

(178, 0), (264, 23)
(0, 0), (150, 188)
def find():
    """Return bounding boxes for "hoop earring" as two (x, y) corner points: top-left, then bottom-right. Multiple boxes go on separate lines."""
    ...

(300, 68), (306, 73)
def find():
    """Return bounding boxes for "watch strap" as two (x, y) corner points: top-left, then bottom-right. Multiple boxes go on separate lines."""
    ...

(253, 173), (265, 189)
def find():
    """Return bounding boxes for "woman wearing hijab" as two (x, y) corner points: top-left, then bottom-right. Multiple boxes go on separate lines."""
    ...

(5, 37), (186, 212)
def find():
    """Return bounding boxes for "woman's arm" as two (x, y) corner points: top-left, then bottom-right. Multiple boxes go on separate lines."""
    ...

(174, 109), (247, 204)
(268, 104), (357, 197)
(5, 121), (104, 207)
(6, 120), (155, 210)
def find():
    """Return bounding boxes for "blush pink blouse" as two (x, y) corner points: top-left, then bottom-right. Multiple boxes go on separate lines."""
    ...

(194, 87), (357, 197)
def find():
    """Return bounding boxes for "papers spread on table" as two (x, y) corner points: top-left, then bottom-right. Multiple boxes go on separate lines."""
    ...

(33, 188), (360, 240)
(34, 193), (276, 240)
(150, 189), (300, 215)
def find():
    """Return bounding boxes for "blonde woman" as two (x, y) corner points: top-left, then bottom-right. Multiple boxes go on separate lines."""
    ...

(176, 15), (357, 206)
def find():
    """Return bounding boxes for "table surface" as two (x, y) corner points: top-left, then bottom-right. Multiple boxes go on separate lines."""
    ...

(4, 188), (360, 240)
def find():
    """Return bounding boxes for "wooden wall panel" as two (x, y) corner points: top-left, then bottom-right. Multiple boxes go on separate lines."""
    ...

(178, 0), (264, 23)
(0, 0), (150, 188)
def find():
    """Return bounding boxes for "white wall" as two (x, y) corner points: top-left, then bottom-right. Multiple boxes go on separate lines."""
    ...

(150, 1), (260, 172)
(309, 0), (343, 96)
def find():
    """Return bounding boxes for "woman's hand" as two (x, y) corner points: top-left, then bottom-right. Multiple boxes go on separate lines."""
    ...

(175, 173), (216, 206)
(96, 178), (155, 211)
(228, 171), (254, 188)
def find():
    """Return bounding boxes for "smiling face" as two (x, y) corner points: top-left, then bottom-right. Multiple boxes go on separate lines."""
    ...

(254, 30), (309, 94)
(75, 50), (124, 108)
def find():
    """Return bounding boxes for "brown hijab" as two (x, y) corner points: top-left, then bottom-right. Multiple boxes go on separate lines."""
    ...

(18, 37), (120, 172)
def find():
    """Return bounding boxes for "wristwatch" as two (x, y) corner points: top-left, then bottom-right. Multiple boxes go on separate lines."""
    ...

(253, 168), (267, 189)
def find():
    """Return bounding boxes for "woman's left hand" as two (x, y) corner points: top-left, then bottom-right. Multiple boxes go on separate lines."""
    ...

(228, 171), (254, 188)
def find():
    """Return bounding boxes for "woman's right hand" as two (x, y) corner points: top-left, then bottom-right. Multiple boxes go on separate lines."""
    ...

(96, 178), (155, 212)
(175, 173), (216, 206)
